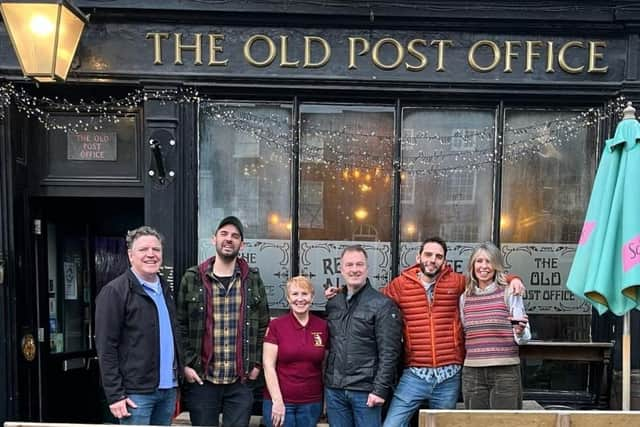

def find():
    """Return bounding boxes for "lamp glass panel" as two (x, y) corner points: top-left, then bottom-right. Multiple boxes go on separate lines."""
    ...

(55, 5), (85, 79)
(1, 3), (59, 77)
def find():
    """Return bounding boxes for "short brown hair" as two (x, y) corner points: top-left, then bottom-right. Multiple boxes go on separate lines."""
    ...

(340, 244), (368, 260)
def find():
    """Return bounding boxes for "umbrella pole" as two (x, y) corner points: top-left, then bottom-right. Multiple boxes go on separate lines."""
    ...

(622, 312), (631, 411)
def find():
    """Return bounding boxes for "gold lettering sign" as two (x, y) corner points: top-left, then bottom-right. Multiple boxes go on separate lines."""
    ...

(144, 32), (610, 76)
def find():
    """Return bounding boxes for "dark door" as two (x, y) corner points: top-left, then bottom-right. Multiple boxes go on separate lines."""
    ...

(33, 197), (143, 423)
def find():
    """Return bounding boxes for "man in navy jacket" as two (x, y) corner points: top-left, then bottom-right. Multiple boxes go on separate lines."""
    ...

(95, 226), (181, 426)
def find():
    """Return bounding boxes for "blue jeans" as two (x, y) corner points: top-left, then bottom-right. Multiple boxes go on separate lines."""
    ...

(325, 387), (381, 427)
(383, 369), (460, 427)
(184, 380), (254, 427)
(262, 399), (322, 427)
(120, 388), (177, 426)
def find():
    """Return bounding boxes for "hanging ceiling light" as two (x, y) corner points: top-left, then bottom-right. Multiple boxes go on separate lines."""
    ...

(0, 0), (88, 82)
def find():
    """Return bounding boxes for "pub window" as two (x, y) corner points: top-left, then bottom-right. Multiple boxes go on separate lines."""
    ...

(298, 104), (395, 305)
(198, 102), (293, 309)
(398, 108), (494, 270)
(500, 109), (597, 403)
(500, 108), (597, 342)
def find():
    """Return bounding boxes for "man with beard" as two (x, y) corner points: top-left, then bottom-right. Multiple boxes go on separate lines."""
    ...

(176, 216), (269, 427)
(379, 237), (524, 427)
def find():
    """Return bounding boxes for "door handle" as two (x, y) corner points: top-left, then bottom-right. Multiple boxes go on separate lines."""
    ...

(63, 357), (85, 371)
(0, 258), (5, 285)
(86, 356), (99, 371)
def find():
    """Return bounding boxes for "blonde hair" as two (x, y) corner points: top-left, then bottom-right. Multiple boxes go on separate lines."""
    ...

(286, 275), (315, 296)
(465, 242), (508, 296)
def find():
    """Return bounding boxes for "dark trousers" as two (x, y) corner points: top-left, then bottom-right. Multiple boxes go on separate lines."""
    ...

(184, 379), (254, 427)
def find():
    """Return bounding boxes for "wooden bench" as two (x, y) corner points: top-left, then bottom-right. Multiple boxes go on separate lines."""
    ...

(519, 340), (614, 409)
(418, 409), (640, 427)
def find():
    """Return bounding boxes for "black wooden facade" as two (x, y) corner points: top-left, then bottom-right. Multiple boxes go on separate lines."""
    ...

(2, 1), (640, 422)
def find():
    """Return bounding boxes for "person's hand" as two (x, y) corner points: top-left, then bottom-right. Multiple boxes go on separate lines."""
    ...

(366, 393), (385, 407)
(509, 315), (528, 336)
(248, 366), (261, 380)
(508, 278), (526, 296)
(109, 397), (137, 419)
(184, 366), (203, 384)
(271, 399), (285, 427)
(324, 286), (339, 299)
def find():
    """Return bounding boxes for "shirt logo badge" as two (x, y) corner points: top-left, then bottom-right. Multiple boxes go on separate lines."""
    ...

(312, 332), (324, 347)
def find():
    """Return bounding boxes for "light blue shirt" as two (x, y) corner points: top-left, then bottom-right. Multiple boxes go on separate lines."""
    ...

(132, 269), (177, 389)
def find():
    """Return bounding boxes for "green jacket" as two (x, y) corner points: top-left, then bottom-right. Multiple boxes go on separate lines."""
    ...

(176, 256), (269, 379)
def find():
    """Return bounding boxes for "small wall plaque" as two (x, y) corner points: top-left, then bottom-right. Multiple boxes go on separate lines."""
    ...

(67, 131), (117, 161)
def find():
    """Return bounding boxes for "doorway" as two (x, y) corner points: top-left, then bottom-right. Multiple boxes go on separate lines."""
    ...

(31, 197), (143, 423)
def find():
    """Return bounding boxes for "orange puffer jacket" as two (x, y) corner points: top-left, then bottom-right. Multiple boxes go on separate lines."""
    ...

(382, 263), (465, 368)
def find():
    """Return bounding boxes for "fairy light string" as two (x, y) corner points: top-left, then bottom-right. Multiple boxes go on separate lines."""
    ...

(0, 82), (626, 177)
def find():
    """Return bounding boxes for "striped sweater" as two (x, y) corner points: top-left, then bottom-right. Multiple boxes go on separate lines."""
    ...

(462, 286), (520, 367)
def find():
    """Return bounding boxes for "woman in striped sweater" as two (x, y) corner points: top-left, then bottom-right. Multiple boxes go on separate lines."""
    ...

(459, 242), (531, 409)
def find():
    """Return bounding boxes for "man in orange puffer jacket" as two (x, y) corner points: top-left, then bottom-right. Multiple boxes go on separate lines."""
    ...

(380, 237), (524, 427)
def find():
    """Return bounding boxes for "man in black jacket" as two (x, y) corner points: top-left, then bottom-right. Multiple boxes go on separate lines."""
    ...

(324, 245), (403, 427)
(95, 226), (180, 426)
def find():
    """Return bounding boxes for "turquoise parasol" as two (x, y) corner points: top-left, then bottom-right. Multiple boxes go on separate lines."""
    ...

(566, 101), (640, 410)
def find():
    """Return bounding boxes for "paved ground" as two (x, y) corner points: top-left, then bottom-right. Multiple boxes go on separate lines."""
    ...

(173, 401), (542, 425)
(173, 412), (328, 427)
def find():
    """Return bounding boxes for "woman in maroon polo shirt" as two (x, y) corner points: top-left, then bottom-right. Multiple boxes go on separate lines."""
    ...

(262, 276), (328, 427)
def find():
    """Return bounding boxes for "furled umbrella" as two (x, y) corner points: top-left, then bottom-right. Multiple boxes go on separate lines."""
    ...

(566, 101), (640, 410)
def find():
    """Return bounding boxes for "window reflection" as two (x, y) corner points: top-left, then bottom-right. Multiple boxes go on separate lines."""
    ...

(299, 105), (394, 302)
(501, 110), (596, 244)
(501, 109), (597, 341)
(399, 108), (494, 271)
(198, 103), (292, 309)
(196, 101), (599, 328)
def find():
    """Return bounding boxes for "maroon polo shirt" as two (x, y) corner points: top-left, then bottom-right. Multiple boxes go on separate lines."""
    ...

(263, 311), (328, 404)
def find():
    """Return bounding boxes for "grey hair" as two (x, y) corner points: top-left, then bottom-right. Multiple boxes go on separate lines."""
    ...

(340, 244), (368, 260)
(125, 226), (163, 249)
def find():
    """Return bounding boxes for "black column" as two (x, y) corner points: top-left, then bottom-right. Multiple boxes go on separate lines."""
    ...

(142, 85), (198, 293)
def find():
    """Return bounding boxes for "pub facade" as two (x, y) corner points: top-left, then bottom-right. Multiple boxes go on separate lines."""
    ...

(1, 0), (639, 422)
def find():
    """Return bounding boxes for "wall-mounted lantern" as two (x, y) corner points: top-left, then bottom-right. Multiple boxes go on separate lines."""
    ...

(0, 0), (88, 82)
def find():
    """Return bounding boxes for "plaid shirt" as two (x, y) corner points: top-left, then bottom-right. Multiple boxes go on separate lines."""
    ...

(176, 256), (269, 381)
(207, 273), (242, 383)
